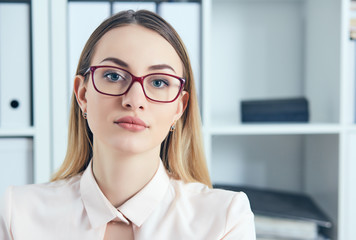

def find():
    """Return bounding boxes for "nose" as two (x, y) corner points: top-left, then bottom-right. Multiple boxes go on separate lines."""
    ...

(121, 82), (147, 110)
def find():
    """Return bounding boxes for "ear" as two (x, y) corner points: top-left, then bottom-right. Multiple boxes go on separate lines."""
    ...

(174, 91), (189, 121)
(73, 75), (88, 113)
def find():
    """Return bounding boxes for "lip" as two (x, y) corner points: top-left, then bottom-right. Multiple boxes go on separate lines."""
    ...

(114, 116), (148, 131)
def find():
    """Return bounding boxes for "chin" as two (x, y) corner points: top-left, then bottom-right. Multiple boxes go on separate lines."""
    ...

(109, 138), (152, 155)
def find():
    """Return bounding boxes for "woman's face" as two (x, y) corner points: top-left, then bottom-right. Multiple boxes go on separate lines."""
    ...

(75, 24), (188, 155)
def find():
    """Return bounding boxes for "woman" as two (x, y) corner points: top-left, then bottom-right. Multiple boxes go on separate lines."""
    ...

(0, 10), (255, 239)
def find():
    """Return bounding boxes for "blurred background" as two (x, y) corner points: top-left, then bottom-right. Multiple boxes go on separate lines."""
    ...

(0, 0), (356, 239)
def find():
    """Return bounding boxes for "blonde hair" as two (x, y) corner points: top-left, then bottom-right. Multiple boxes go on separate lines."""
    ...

(51, 10), (211, 187)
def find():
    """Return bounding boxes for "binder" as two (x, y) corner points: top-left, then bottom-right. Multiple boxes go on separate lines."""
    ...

(255, 215), (318, 239)
(241, 97), (309, 123)
(0, 3), (31, 128)
(214, 185), (332, 239)
(350, 40), (356, 123)
(214, 184), (332, 228)
(0, 138), (33, 198)
(113, 2), (156, 14)
(68, 2), (110, 97)
(159, 2), (201, 99)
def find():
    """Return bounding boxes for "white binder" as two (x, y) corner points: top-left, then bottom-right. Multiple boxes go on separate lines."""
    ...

(68, 2), (110, 99)
(0, 3), (31, 128)
(159, 2), (201, 100)
(0, 138), (33, 198)
(351, 41), (356, 123)
(113, 2), (156, 14)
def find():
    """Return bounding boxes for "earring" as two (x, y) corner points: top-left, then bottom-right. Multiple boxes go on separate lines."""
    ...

(170, 123), (176, 132)
(82, 112), (87, 119)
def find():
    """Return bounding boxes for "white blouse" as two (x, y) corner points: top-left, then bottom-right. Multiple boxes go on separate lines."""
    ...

(0, 160), (256, 240)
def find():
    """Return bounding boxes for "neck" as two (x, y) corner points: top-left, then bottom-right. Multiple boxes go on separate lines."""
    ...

(92, 140), (161, 208)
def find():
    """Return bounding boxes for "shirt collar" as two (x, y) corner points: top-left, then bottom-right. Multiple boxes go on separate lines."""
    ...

(80, 159), (170, 229)
(117, 160), (170, 227)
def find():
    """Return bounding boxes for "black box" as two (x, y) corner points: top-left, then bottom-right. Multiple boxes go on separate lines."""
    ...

(241, 97), (309, 123)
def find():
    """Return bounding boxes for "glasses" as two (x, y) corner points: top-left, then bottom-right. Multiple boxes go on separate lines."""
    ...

(84, 65), (186, 103)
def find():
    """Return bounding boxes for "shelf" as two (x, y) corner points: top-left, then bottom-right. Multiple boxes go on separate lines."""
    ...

(208, 0), (341, 124)
(208, 123), (341, 135)
(0, 127), (35, 137)
(211, 134), (339, 190)
(345, 125), (356, 132)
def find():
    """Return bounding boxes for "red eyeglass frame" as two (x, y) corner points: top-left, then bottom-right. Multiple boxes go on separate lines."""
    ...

(84, 65), (186, 103)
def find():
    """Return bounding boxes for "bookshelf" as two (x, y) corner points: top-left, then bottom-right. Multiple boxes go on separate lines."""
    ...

(0, 0), (51, 188)
(1, 0), (354, 239)
(201, 0), (355, 239)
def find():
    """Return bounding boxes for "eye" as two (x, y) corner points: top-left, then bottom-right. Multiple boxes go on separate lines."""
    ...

(103, 71), (124, 82)
(151, 79), (169, 88)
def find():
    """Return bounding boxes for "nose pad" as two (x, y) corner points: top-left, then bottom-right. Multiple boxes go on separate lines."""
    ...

(121, 82), (147, 109)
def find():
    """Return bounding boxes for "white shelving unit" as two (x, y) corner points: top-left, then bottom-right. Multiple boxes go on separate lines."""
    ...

(31, 0), (52, 184)
(201, 0), (355, 239)
(0, 0), (51, 186)
(0, 128), (35, 137)
(2, 0), (353, 239)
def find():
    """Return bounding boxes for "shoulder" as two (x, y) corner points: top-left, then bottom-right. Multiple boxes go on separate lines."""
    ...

(171, 179), (250, 208)
(0, 175), (86, 239)
(0, 177), (79, 239)
(168, 180), (255, 238)
(5, 174), (82, 211)
(170, 180), (253, 221)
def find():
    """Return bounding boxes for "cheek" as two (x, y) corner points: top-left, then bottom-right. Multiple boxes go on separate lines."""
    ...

(151, 103), (178, 135)
(85, 90), (113, 132)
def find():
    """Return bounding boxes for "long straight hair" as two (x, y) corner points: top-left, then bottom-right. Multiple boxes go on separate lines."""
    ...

(51, 10), (211, 187)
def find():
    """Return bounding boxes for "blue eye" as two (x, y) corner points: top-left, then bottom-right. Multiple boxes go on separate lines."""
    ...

(151, 79), (169, 88)
(104, 72), (123, 82)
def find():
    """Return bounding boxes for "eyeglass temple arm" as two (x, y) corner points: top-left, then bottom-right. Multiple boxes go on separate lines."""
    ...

(83, 67), (91, 76)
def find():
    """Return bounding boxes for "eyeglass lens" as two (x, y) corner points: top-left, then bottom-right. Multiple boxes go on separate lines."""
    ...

(92, 67), (182, 102)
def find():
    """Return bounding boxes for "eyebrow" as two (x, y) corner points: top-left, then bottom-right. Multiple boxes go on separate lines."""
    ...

(148, 64), (176, 73)
(100, 57), (176, 73)
(101, 57), (129, 68)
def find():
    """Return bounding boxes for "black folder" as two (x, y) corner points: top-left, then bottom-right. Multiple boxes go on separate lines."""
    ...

(214, 184), (332, 228)
(241, 97), (309, 123)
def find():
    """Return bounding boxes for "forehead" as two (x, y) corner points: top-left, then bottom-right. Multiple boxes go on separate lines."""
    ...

(91, 24), (183, 75)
